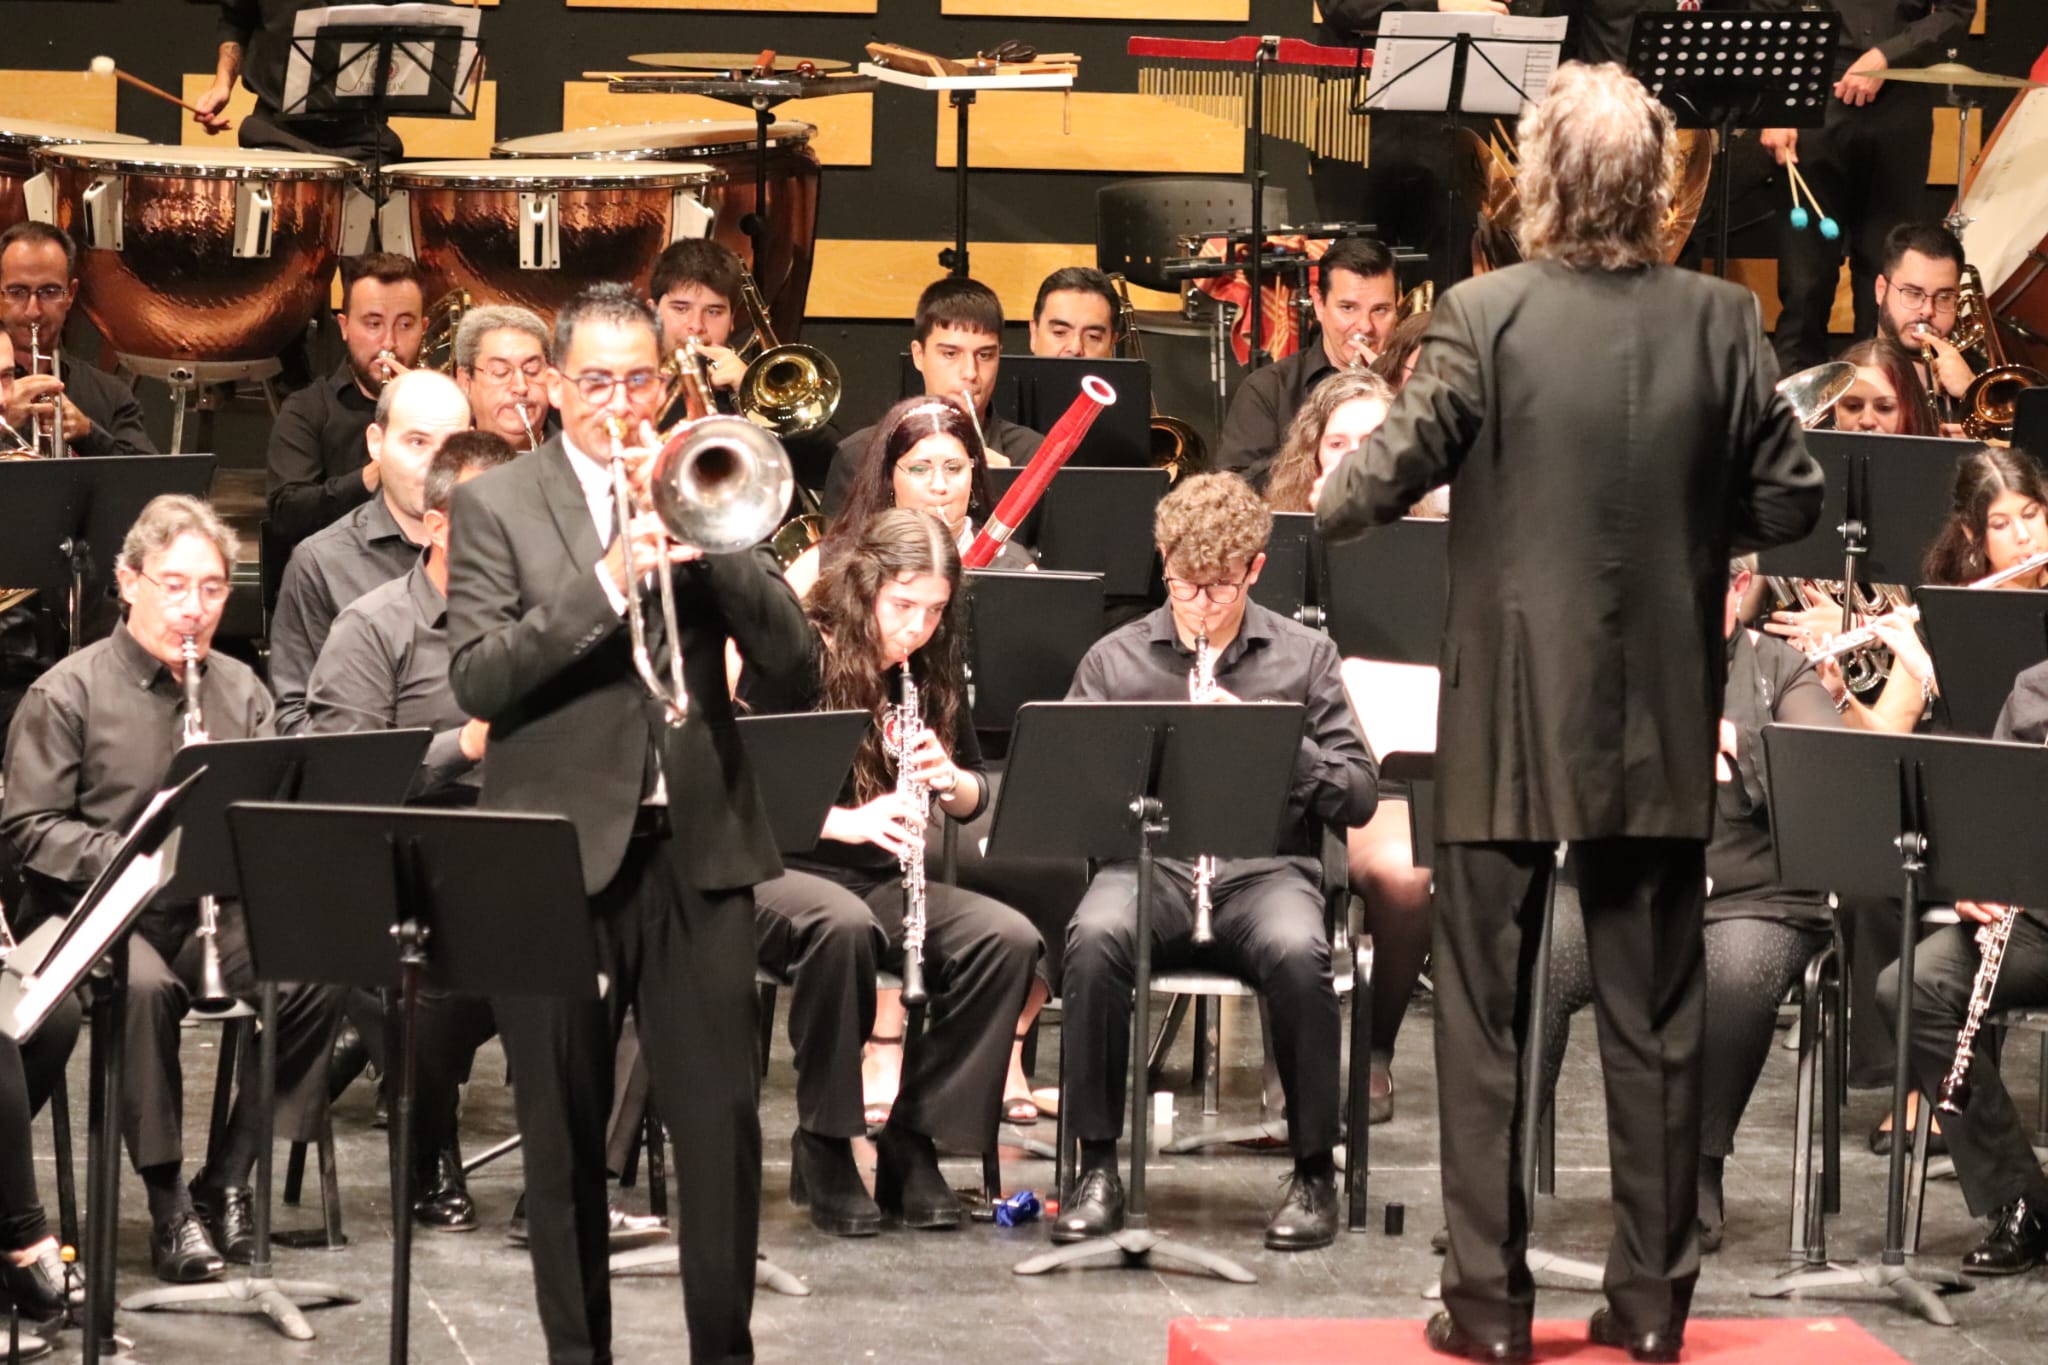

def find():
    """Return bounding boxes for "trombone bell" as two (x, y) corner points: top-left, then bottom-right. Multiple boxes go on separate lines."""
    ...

(647, 416), (796, 555)
(1775, 361), (1859, 429)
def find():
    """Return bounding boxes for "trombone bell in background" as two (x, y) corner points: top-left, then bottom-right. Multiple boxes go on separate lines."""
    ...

(1776, 361), (1858, 430)
(735, 270), (840, 440)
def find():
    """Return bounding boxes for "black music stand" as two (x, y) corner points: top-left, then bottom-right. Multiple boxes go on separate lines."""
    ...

(1626, 11), (1839, 277)
(0, 456), (213, 653)
(1756, 431), (1967, 638)
(1320, 517), (1447, 665)
(1253, 512), (1316, 624)
(120, 731), (426, 1344)
(962, 570), (1105, 734)
(999, 699), (1308, 1284)
(1918, 587), (2048, 736)
(736, 710), (870, 855)
(225, 803), (592, 1365)
(1752, 725), (2048, 1324)
(282, 6), (483, 197)
(986, 467), (1169, 599)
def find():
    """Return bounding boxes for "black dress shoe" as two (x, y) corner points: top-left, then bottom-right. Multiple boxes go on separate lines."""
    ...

(190, 1183), (255, 1265)
(872, 1122), (961, 1231)
(1050, 1168), (1124, 1245)
(1961, 1196), (2048, 1276)
(1265, 1170), (1338, 1251)
(151, 1209), (225, 1284)
(412, 1144), (479, 1232)
(788, 1129), (881, 1237)
(1588, 1306), (1683, 1363)
(1424, 1310), (1531, 1363)
(0, 1242), (74, 1323)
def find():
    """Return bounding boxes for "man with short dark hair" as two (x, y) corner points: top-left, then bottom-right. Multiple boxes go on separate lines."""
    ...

(1216, 236), (1398, 489)
(823, 277), (1044, 515)
(1872, 221), (1971, 422)
(1029, 267), (1120, 360)
(266, 252), (427, 548)
(0, 221), (151, 455)
(650, 237), (750, 398)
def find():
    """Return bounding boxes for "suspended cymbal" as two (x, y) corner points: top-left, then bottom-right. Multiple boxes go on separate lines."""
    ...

(629, 53), (851, 74)
(1776, 361), (1859, 428)
(1872, 62), (2044, 91)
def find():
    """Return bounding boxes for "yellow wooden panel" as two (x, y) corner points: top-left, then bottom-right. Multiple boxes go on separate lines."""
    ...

(813, 240), (1177, 320)
(1929, 106), (1984, 186)
(559, 82), (872, 166)
(566, 0), (874, 9)
(936, 92), (1242, 174)
(180, 76), (498, 155)
(1972, 0), (1986, 36)
(941, 0), (1245, 16)
(0, 71), (120, 130)
(1706, 258), (1856, 334)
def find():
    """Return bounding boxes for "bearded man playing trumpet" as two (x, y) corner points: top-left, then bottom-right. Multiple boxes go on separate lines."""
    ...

(1871, 222), (1969, 434)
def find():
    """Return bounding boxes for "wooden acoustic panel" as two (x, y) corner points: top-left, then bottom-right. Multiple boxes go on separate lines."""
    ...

(1928, 106), (1985, 186)
(941, 0), (1246, 16)
(1707, 258), (1858, 335)
(565, 0), (875, 10)
(935, 92), (1242, 174)
(0, 71), (120, 130)
(559, 82), (873, 166)
(180, 76), (499, 157)
(809, 239), (1179, 320)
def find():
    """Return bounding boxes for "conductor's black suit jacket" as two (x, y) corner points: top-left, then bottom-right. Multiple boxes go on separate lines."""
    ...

(1318, 261), (1823, 844)
(446, 436), (811, 896)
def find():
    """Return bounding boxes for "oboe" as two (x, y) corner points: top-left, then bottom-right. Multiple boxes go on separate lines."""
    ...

(1189, 629), (1217, 945)
(883, 666), (931, 1008)
(1936, 903), (2019, 1114)
(179, 634), (239, 1014)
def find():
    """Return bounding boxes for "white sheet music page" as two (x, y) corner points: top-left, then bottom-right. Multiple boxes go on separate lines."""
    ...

(1366, 12), (1568, 117)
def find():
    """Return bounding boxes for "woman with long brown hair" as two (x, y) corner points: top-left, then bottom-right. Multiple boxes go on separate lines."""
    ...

(1829, 339), (1932, 436)
(744, 509), (1040, 1236)
(1265, 370), (1396, 515)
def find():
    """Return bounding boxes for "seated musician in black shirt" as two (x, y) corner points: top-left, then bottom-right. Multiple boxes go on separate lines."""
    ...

(453, 305), (555, 453)
(1215, 236), (1398, 490)
(0, 222), (151, 455)
(1875, 658), (2048, 1278)
(1056, 472), (1377, 1251)
(0, 495), (345, 1285)
(270, 369), (472, 735)
(266, 253), (426, 549)
(823, 278), (1043, 515)
(1535, 555), (1843, 1252)
(305, 431), (511, 1231)
(740, 508), (1040, 1235)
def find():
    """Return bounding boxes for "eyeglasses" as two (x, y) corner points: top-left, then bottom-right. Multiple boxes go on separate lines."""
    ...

(138, 570), (230, 607)
(569, 369), (663, 403)
(1890, 284), (1960, 313)
(473, 358), (547, 384)
(896, 458), (973, 483)
(1164, 573), (1250, 605)
(2, 285), (68, 306)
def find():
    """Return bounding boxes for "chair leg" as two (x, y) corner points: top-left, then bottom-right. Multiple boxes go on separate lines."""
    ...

(1345, 935), (1373, 1232)
(317, 1119), (346, 1248)
(1200, 998), (1222, 1117)
(756, 982), (777, 1081)
(981, 1151), (1002, 1205)
(206, 1020), (245, 1156)
(1821, 960), (1842, 1217)
(1787, 969), (1822, 1263)
(2035, 1033), (2048, 1149)
(644, 1111), (668, 1222)
(1145, 993), (1191, 1095)
(284, 1141), (308, 1206)
(1904, 1084), (1934, 1254)
(50, 1071), (78, 1252)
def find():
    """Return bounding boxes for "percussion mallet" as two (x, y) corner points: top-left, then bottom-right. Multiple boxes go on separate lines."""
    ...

(1785, 160), (1840, 241)
(89, 56), (231, 128)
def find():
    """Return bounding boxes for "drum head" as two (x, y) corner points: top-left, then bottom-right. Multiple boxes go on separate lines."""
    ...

(33, 143), (358, 179)
(1959, 90), (2048, 297)
(0, 119), (145, 150)
(492, 121), (815, 160)
(386, 157), (720, 188)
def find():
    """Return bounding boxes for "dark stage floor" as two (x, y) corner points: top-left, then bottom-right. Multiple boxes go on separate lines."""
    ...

(22, 967), (2048, 1365)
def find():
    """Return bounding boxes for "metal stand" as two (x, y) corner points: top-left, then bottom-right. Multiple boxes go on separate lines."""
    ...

(744, 102), (775, 278)
(119, 356), (283, 456)
(1013, 795), (1256, 1284)
(1244, 37), (1275, 367)
(80, 945), (130, 1365)
(121, 983), (359, 1340)
(940, 90), (976, 277)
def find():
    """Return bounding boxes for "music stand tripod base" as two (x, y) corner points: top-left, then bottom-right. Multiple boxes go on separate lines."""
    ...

(606, 1243), (812, 1298)
(1013, 1227), (1257, 1283)
(1751, 1258), (1970, 1327)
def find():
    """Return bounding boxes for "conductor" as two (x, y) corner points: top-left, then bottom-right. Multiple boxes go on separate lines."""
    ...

(1316, 64), (1823, 1364)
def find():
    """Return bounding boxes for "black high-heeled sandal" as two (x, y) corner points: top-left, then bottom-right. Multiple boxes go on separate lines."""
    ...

(1003, 1031), (1040, 1125)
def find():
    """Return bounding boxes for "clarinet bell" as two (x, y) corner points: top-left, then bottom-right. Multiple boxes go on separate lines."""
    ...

(189, 927), (253, 1019)
(1937, 1080), (1970, 1116)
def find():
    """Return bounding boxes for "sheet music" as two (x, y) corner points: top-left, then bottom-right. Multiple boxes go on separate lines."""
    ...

(1342, 658), (1439, 759)
(1366, 12), (1568, 117)
(283, 3), (482, 116)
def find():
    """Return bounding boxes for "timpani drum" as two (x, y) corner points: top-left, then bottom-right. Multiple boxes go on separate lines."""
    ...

(377, 159), (722, 325)
(0, 119), (144, 233)
(491, 120), (821, 340)
(1957, 88), (2048, 373)
(28, 144), (357, 370)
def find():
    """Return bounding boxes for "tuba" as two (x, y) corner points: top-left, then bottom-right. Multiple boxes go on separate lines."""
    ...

(1110, 273), (1207, 481)
(1952, 265), (2048, 443)
(179, 634), (249, 1017)
(608, 337), (795, 723)
(734, 270), (840, 440)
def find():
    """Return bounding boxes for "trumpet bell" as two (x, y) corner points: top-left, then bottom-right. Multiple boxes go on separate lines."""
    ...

(1775, 361), (1859, 429)
(739, 343), (842, 440)
(648, 416), (796, 555)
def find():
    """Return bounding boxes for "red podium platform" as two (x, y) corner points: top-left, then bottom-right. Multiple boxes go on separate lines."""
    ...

(1167, 1316), (1908, 1364)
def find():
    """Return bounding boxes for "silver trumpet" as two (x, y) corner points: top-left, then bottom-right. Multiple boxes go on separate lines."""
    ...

(179, 633), (245, 1017)
(606, 336), (795, 725)
(881, 666), (931, 1009)
(28, 321), (66, 458)
(1189, 629), (1218, 945)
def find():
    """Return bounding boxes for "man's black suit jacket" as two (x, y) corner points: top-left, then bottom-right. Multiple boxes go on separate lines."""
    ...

(446, 436), (812, 896)
(1318, 260), (1823, 845)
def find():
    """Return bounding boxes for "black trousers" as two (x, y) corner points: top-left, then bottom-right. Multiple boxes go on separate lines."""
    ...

(1875, 912), (2048, 1220)
(1063, 858), (1339, 1162)
(123, 903), (345, 1175)
(1771, 87), (1935, 374)
(0, 1008), (78, 1252)
(756, 868), (1039, 1152)
(495, 831), (760, 1365)
(1434, 839), (1706, 1343)
(387, 990), (497, 1174)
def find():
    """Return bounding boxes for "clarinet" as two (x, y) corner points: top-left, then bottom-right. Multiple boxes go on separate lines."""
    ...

(180, 635), (239, 1014)
(883, 666), (931, 1009)
(1188, 630), (1217, 945)
(1936, 904), (2019, 1114)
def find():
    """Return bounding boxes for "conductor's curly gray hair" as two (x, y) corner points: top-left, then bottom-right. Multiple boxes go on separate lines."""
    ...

(1517, 62), (1679, 272)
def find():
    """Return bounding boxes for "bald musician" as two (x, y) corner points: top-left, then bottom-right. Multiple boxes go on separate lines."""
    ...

(454, 304), (556, 452)
(266, 253), (426, 549)
(1028, 267), (1120, 360)
(269, 369), (471, 735)
(196, 0), (407, 162)
(0, 222), (151, 456)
